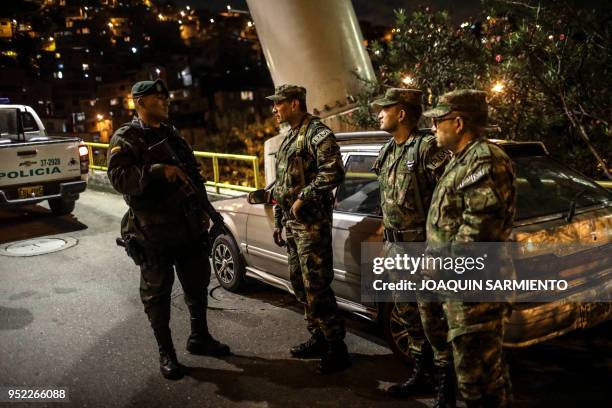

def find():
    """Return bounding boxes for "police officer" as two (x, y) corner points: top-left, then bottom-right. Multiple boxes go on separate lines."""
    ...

(371, 88), (453, 405)
(423, 90), (516, 407)
(107, 79), (230, 380)
(266, 84), (348, 373)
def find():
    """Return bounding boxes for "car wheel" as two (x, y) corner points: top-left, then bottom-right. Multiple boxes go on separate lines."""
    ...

(212, 234), (246, 292)
(382, 302), (414, 365)
(48, 198), (75, 216)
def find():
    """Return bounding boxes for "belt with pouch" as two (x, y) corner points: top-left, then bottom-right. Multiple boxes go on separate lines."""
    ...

(383, 227), (425, 242)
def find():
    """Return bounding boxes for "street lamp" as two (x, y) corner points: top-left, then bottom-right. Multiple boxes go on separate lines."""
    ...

(402, 75), (414, 85)
(491, 81), (505, 94)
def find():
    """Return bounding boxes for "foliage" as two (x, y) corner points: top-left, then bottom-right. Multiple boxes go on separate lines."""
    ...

(352, 1), (611, 179)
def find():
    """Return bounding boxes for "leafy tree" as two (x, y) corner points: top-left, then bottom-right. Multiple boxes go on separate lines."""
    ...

(353, 1), (611, 179)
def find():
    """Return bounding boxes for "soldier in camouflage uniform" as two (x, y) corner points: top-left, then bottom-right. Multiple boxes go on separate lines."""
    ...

(370, 88), (453, 405)
(107, 79), (230, 380)
(423, 90), (516, 407)
(266, 84), (349, 374)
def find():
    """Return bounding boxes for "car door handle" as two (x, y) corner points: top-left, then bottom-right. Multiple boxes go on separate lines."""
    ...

(17, 149), (38, 156)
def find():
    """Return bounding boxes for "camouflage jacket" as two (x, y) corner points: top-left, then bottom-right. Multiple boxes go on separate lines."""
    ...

(107, 117), (217, 239)
(372, 132), (449, 236)
(273, 114), (345, 228)
(426, 137), (516, 245)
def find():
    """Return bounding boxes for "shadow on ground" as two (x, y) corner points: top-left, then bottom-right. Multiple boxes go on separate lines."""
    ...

(0, 204), (87, 244)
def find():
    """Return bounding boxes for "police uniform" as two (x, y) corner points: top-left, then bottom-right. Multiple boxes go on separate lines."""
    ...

(107, 79), (230, 380)
(266, 84), (348, 373)
(371, 88), (452, 398)
(424, 90), (516, 407)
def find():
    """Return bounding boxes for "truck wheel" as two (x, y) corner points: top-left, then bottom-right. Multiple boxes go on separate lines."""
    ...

(212, 234), (246, 292)
(382, 302), (414, 365)
(48, 198), (75, 216)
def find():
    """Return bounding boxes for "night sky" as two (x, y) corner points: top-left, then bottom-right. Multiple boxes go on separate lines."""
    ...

(177, 0), (483, 25)
(177, 0), (607, 26)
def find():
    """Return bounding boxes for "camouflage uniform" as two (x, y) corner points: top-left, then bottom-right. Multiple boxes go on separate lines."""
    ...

(424, 90), (517, 407)
(107, 80), (226, 368)
(268, 85), (346, 342)
(371, 88), (451, 367)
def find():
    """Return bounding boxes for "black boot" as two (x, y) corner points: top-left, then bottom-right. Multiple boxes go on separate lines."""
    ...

(432, 366), (456, 408)
(159, 349), (183, 380)
(186, 316), (231, 357)
(318, 340), (351, 374)
(290, 330), (328, 359)
(154, 328), (183, 380)
(386, 353), (434, 397)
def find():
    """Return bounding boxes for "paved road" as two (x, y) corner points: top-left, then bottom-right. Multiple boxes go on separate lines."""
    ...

(0, 189), (610, 407)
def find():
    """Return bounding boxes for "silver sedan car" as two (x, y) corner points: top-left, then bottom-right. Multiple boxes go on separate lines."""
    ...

(209, 131), (612, 363)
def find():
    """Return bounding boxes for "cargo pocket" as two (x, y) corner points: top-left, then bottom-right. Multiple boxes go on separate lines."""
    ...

(434, 187), (461, 231)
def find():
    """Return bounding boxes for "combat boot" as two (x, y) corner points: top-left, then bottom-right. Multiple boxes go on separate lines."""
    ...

(290, 330), (328, 359)
(386, 353), (434, 397)
(186, 316), (231, 357)
(153, 328), (183, 380)
(432, 366), (456, 408)
(159, 349), (183, 380)
(318, 340), (351, 374)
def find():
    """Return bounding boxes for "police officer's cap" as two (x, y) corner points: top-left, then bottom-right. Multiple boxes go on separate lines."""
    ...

(373, 88), (423, 108)
(266, 84), (306, 102)
(131, 79), (169, 98)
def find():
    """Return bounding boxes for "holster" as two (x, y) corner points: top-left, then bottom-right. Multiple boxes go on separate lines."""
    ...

(116, 235), (146, 266)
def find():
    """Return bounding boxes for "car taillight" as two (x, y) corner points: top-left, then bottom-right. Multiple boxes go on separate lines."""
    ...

(79, 143), (89, 174)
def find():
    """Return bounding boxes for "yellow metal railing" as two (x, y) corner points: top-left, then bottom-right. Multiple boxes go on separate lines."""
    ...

(597, 180), (612, 190)
(84, 142), (260, 193)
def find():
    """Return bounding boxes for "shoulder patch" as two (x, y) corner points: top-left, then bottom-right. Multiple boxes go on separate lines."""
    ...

(457, 164), (490, 190)
(311, 128), (333, 146)
(427, 149), (450, 170)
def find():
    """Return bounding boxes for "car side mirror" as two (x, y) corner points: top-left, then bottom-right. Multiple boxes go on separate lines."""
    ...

(247, 188), (273, 205)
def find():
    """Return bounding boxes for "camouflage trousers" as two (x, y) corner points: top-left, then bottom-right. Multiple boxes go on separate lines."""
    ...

(384, 242), (451, 363)
(443, 301), (513, 406)
(139, 240), (210, 336)
(416, 296), (452, 367)
(285, 217), (345, 342)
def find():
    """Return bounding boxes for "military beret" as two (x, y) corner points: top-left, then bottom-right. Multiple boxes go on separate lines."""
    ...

(372, 88), (423, 108)
(131, 79), (169, 98)
(266, 84), (306, 102)
(423, 89), (488, 119)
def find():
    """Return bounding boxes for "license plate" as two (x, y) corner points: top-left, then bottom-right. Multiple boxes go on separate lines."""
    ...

(18, 185), (44, 199)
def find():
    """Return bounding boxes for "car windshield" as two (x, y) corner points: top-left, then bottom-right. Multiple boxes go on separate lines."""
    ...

(512, 155), (612, 220)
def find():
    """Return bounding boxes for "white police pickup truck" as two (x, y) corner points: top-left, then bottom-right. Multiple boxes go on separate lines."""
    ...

(0, 104), (89, 215)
